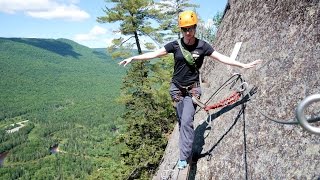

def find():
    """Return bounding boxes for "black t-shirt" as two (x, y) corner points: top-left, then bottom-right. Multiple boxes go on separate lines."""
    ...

(164, 38), (214, 86)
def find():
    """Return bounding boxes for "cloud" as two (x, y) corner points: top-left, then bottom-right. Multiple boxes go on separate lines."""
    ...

(74, 25), (108, 41)
(27, 4), (89, 21)
(73, 26), (158, 49)
(0, 0), (90, 21)
(73, 25), (126, 48)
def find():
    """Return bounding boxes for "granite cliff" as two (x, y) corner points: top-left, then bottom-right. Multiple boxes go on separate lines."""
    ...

(154, 0), (319, 179)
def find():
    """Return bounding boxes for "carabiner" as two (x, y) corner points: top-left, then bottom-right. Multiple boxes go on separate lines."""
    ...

(236, 82), (248, 93)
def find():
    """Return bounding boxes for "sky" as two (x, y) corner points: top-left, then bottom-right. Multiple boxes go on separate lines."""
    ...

(0, 0), (227, 48)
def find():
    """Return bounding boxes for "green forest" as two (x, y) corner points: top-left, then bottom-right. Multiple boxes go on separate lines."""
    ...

(0, 37), (136, 179)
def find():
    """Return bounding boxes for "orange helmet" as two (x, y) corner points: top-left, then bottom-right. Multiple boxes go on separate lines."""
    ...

(178, 10), (198, 27)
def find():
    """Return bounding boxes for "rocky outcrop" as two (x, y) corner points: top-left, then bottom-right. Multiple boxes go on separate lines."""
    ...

(155, 0), (319, 179)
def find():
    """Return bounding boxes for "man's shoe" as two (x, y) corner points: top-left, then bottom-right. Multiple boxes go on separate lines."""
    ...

(177, 160), (187, 170)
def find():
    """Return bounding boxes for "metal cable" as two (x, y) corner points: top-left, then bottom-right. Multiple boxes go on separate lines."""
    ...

(242, 103), (248, 180)
(253, 101), (320, 125)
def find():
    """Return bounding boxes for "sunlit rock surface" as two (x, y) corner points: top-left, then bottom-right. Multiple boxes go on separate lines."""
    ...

(154, 0), (319, 179)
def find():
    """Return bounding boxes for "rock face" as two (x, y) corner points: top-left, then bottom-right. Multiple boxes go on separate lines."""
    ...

(154, 0), (319, 179)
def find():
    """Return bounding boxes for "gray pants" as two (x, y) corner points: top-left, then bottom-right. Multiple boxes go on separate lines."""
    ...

(169, 82), (201, 161)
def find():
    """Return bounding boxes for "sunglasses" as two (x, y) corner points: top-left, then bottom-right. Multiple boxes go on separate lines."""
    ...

(181, 26), (195, 32)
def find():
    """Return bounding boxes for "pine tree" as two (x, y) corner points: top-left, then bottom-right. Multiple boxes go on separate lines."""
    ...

(97, 0), (162, 53)
(98, 1), (172, 178)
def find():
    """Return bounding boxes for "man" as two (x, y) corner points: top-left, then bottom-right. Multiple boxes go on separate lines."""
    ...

(119, 10), (262, 169)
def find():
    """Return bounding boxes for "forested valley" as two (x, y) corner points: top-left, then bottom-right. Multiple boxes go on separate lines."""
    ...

(0, 35), (180, 179)
(0, 37), (135, 179)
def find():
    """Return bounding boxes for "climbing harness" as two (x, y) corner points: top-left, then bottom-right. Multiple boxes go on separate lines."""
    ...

(172, 79), (200, 92)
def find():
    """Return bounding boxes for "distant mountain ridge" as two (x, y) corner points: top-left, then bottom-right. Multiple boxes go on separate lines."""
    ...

(0, 37), (112, 60)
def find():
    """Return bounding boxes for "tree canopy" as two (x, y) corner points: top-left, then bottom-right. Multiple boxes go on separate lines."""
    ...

(97, 0), (163, 53)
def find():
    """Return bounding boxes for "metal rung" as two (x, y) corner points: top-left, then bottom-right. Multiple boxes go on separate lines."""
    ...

(296, 94), (320, 135)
